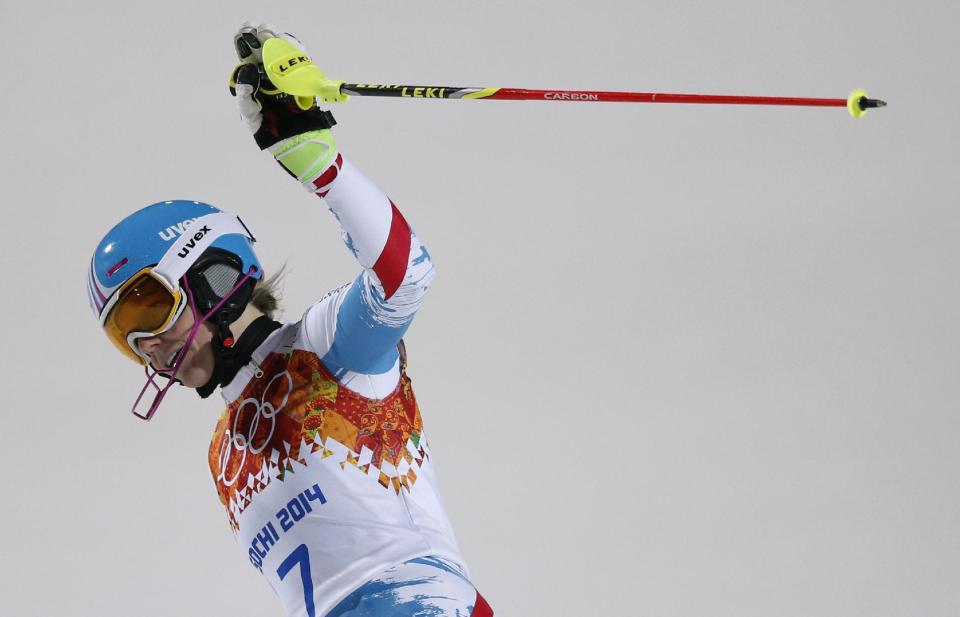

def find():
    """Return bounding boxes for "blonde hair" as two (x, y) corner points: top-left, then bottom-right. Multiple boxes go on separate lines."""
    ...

(250, 265), (286, 319)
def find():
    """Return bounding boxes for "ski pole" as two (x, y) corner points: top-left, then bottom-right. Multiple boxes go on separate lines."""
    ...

(261, 38), (886, 119)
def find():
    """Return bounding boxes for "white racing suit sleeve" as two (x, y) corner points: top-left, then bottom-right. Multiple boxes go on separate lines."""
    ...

(298, 152), (435, 378)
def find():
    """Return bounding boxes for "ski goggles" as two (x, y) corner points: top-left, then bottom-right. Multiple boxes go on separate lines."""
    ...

(99, 213), (255, 365)
(103, 268), (187, 364)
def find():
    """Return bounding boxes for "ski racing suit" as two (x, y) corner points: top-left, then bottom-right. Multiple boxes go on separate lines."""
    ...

(207, 153), (493, 617)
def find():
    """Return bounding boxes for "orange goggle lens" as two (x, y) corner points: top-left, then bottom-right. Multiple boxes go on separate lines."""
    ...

(103, 273), (181, 363)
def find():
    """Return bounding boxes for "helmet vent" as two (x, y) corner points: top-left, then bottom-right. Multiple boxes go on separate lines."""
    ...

(202, 262), (241, 298)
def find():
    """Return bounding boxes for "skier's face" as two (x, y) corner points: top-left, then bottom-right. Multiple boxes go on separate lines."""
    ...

(136, 309), (216, 388)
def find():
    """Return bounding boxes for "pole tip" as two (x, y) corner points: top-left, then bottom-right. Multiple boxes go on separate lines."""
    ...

(847, 88), (886, 118)
(861, 97), (887, 109)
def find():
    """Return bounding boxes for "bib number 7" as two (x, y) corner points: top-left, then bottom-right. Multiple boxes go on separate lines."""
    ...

(277, 544), (316, 617)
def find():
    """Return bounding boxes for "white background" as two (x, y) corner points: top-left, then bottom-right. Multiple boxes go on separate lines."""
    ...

(1, 1), (958, 615)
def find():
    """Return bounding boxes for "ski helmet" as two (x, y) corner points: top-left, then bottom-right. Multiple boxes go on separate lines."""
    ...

(88, 200), (263, 365)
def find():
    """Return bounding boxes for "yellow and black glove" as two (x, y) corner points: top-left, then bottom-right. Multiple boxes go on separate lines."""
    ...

(228, 22), (337, 151)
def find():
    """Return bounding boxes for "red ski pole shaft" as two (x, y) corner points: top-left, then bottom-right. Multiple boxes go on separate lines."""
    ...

(339, 84), (885, 116)
(491, 88), (844, 106)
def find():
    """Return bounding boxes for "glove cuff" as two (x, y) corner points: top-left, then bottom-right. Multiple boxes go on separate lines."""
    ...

(254, 106), (337, 150)
(269, 129), (339, 183)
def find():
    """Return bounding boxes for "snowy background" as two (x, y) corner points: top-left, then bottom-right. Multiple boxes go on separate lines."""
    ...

(2, 0), (958, 615)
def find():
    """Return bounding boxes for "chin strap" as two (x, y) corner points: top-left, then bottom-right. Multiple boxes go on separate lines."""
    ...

(196, 315), (282, 399)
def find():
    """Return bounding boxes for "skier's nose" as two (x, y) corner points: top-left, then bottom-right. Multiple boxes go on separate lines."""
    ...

(138, 335), (162, 357)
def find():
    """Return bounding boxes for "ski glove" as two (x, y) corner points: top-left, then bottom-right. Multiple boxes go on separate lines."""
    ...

(229, 22), (336, 151)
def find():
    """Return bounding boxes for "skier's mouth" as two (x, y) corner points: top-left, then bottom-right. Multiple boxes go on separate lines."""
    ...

(166, 346), (184, 369)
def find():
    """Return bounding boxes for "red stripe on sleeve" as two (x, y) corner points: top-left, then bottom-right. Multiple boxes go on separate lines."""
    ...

(371, 202), (412, 300)
(471, 592), (494, 617)
(311, 153), (344, 194)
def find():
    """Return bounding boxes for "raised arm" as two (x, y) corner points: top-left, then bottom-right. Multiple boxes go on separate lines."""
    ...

(231, 24), (434, 376)
(282, 136), (435, 375)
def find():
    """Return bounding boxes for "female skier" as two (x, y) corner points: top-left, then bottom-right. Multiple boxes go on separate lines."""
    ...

(86, 23), (493, 617)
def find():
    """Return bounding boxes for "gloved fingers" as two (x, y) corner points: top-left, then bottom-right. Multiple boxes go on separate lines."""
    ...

(253, 22), (279, 46)
(253, 22), (306, 52)
(235, 22), (264, 64)
(231, 63), (263, 133)
(235, 21), (308, 64)
(229, 62), (261, 96)
(234, 24), (277, 94)
(235, 22), (309, 97)
(237, 85), (264, 133)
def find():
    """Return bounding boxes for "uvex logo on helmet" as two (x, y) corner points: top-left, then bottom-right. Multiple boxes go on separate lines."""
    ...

(177, 225), (212, 259)
(158, 217), (201, 241)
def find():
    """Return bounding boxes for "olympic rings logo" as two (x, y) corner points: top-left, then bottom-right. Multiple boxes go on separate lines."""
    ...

(217, 371), (293, 487)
